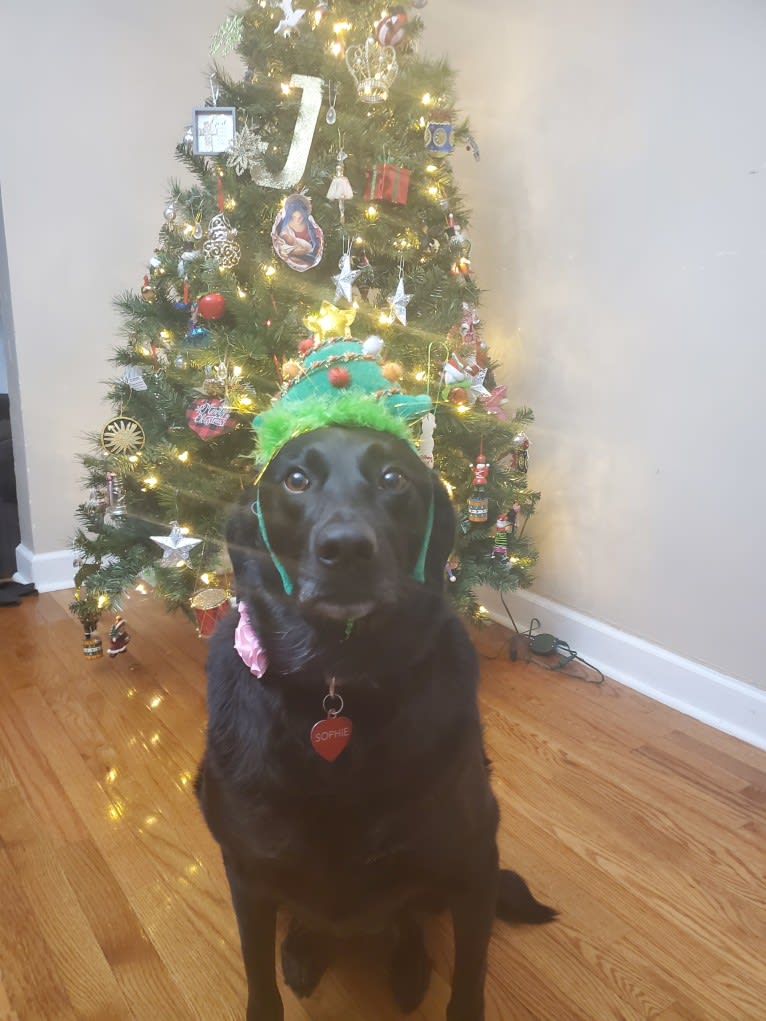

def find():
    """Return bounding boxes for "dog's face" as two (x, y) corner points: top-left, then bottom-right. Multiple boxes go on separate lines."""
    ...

(229, 425), (454, 624)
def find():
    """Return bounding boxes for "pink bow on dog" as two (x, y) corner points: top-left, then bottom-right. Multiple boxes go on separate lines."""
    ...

(234, 602), (268, 677)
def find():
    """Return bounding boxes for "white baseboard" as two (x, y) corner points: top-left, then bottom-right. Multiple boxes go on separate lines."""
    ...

(483, 588), (766, 753)
(14, 544), (75, 593)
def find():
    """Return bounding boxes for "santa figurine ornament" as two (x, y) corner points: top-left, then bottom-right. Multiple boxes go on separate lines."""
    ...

(107, 615), (131, 657)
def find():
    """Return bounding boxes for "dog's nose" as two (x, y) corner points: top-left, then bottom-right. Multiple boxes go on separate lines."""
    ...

(315, 521), (377, 568)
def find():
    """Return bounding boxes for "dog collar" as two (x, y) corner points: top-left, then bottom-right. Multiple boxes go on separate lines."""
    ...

(234, 601), (268, 677)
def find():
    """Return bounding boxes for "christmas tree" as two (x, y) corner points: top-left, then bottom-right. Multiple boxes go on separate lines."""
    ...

(70, 0), (539, 646)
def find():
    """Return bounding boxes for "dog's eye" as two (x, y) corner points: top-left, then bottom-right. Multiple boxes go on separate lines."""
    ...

(380, 468), (408, 492)
(284, 470), (310, 493)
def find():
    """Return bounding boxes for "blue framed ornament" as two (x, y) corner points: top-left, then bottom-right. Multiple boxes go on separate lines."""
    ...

(424, 109), (454, 157)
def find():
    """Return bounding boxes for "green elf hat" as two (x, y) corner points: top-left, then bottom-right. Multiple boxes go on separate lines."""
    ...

(252, 335), (432, 466)
(250, 335), (434, 595)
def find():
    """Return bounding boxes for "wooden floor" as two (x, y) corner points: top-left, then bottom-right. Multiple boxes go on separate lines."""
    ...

(0, 590), (764, 1021)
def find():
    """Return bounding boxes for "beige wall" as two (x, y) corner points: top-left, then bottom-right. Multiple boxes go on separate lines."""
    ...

(1, 2), (764, 691)
(426, 0), (766, 690)
(0, 0), (225, 551)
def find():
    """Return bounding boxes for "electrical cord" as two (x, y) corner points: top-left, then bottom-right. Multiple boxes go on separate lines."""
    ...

(499, 592), (605, 685)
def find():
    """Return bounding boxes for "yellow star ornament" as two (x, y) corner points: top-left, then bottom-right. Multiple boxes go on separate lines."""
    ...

(303, 301), (356, 340)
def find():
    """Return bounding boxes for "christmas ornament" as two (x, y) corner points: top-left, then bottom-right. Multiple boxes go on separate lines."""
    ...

(311, 679), (352, 761)
(326, 147), (353, 223)
(210, 14), (244, 55)
(376, 8), (407, 47)
(325, 80), (338, 125)
(419, 411), (436, 468)
(387, 271), (412, 326)
(448, 386), (470, 406)
(332, 248), (361, 303)
(191, 587), (230, 637)
(185, 323), (211, 347)
(150, 522), (202, 566)
(271, 193), (324, 272)
(250, 75), (323, 190)
(101, 417), (145, 455)
(492, 512), (510, 560)
(226, 123), (268, 176)
(465, 133), (481, 161)
(509, 432), (530, 473)
(82, 633), (103, 659)
(140, 276), (155, 302)
(424, 110), (454, 156)
(105, 472), (127, 520)
(203, 213), (241, 269)
(274, 0), (306, 36)
(120, 366), (147, 391)
(303, 301), (356, 339)
(163, 203), (176, 223)
(480, 385), (508, 419)
(345, 38), (398, 104)
(107, 615), (131, 657)
(468, 448), (490, 523)
(192, 107), (237, 156)
(363, 163), (410, 205)
(186, 397), (237, 440)
(197, 292), (227, 319)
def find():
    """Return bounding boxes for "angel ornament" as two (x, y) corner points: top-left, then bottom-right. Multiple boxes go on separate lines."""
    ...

(326, 146), (353, 224)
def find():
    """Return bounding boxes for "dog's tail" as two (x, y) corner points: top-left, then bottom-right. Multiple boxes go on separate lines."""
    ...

(496, 869), (558, 925)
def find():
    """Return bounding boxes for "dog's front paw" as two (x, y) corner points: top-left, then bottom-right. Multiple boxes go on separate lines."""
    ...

(281, 920), (332, 998)
(390, 918), (432, 1013)
(446, 997), (484, 1021)
(245, 991), (283, 1021)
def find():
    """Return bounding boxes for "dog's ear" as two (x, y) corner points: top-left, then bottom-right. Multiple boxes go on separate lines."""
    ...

(225, 486), (264, 582)
(423, 472), (457, 590)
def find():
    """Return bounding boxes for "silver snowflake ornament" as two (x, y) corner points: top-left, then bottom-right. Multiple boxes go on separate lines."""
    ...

(226, 124), (268, 177)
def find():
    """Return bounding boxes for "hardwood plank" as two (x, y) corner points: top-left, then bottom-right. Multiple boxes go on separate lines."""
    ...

(1, 594), (765, 1020)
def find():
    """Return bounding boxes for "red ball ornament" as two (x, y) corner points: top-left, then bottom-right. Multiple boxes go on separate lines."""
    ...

(197, 292), (226, 320)
(448, 387), (469, 406)
(376, 9), (407, 47)
(299, 337), (316, 356)
(328, 366), (351, 389)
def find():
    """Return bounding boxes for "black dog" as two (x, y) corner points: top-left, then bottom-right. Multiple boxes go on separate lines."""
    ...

(196, 425), (555, 1020)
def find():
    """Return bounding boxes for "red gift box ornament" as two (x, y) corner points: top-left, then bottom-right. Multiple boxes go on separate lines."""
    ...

(363, 163), (410, 205)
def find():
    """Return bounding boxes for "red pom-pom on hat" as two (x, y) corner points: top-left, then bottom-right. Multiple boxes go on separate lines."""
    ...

(328, 367), (351, 388)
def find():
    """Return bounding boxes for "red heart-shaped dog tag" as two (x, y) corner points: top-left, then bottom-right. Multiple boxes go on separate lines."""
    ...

(311, 716), (353, 761)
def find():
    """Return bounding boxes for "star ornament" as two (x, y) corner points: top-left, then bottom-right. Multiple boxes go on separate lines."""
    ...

(150, 522), (202, 567)
(274, 0), (306, 36)
(332, 253), (361, 304)
(387, 276), (412, 326)
(303, 301), (356, 339)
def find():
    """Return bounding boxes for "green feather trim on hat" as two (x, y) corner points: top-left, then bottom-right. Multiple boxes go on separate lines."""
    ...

(253, 392), (417, 466)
